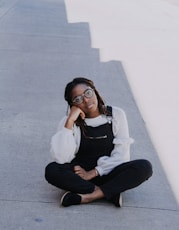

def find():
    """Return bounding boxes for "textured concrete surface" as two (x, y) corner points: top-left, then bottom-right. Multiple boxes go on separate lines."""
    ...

(0, 0), (178, 229)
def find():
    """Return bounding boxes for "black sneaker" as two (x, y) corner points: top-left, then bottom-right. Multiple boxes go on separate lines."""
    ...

(111, 194), (122, 207)
(60, 192), (81, 207)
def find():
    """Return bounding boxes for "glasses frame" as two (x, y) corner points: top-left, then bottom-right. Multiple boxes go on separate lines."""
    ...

(72, 88), (94, 105)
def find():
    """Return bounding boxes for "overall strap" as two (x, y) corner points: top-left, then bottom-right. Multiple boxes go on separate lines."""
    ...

(106, 105), (113, 116)
(106, 106), (113, 123)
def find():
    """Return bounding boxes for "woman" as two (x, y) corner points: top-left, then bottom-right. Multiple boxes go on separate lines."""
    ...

(45, 77), (153, 207)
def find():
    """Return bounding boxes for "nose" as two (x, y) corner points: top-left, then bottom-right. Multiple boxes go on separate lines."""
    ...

(83, 96), (90, 103)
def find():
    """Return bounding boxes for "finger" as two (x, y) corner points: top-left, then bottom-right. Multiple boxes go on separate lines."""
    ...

(74, 165), (81, 171)
(80, 111), (85, 120)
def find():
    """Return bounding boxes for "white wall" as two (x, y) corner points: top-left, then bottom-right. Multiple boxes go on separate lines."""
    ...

(65, 0), (179, 202)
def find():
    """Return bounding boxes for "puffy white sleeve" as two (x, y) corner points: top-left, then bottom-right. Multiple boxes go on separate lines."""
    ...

(50, 116), (80, 164)
(96, 107), (134, 176)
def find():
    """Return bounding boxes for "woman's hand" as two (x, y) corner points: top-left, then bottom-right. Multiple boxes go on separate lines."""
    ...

(74, 165), (97, 181)
(65, 106), (85, 130)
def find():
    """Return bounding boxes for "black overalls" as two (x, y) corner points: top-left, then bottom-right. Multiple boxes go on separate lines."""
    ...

(45, 107), (153, 201)
(71, 121), (114, 172)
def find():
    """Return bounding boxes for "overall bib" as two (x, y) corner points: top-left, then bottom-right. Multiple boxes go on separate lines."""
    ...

(71, 121), (114, 171)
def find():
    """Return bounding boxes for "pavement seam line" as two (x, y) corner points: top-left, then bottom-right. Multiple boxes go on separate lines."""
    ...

(0, 199), (178, 212)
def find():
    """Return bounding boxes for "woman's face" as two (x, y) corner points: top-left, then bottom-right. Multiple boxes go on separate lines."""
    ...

(71, 84), (100, 118)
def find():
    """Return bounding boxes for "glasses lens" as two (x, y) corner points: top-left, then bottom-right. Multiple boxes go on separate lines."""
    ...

(73, 96), (83, 104)
(84, 88), (93, 98)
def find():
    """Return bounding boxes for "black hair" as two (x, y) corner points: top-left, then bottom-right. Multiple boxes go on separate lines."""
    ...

(64, 77), (107, 131)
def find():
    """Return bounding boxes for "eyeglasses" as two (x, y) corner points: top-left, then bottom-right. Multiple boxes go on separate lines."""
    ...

(72, 88), (94, 105)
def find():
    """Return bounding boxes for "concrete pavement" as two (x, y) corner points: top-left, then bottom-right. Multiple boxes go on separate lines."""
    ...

(0, 0), (178, 229)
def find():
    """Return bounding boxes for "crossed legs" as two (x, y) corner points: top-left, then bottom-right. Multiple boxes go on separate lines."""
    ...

(45, 159), (153, 206)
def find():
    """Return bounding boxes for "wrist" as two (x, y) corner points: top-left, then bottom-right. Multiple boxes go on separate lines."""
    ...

(65, 118), (74, 129)
(94, 168), (99, 177)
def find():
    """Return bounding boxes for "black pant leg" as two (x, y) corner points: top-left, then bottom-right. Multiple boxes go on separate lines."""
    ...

(98, 159), (153, 200)
(45, 162), (95, 194)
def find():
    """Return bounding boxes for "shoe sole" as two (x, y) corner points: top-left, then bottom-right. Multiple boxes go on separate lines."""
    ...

(119, 194), (122, 207)
(60, 191), (70, 206)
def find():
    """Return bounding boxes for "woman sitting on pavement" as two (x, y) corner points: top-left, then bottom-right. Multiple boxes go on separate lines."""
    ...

(45, 77), (153, 207)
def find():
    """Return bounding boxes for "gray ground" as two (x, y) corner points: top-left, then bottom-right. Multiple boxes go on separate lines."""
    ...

(0, 0), (178, 229)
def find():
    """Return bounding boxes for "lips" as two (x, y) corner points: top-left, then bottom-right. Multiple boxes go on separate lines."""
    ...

(86, 103), (94, 109)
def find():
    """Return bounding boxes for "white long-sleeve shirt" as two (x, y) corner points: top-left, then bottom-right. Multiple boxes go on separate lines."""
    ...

(51, 106), (134, 176)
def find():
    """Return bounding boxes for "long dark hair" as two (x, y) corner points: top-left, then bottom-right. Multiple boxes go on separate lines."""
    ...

(64, 77), (107, 131)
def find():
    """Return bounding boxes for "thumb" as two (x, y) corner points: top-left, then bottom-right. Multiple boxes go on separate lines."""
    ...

(80, 111), (85, 120)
